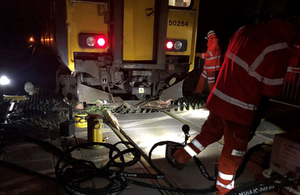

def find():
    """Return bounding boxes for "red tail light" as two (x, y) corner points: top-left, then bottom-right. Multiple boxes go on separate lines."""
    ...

(79, 33), (108, 49)
(166, 41), (174, 49)
(97, 37), (106, 47)
(166, 39), (187, 52)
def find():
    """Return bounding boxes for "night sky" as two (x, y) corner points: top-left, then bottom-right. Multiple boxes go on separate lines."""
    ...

(0, 0), (43, 57)
(0, 0), (299, 95)
(0, 0), (57, 95)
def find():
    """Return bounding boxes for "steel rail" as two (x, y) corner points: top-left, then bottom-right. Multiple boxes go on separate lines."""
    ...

(163, 110), (225, 145)
(163, 110), (202, 132)
(108, 123), (184, 195)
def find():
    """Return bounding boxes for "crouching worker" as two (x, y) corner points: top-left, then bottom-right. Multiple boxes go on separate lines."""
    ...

(172, 16), (300, 195)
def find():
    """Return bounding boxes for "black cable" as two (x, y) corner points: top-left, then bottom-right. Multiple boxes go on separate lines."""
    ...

(55, 142), (128, 195)
(148, 140), (217, 193)
(0, 159), (57, 182)
(54, 139), (218, 194)
(0, 132), (292, 195)
(225, 176), (295, 195)
(128, 178), (217, 193)
(235, 143), (272, 180)
(149, 140), (216, 181)
(193, 156), (216, 181)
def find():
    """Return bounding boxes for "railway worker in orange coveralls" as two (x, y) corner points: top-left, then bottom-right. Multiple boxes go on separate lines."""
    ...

(172, 16), (300, 195)
(195, 30), (222, 94)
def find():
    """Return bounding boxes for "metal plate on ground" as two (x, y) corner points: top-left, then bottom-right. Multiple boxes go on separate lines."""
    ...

(114, 111), (222, 190)
(114, 110), (275, 193)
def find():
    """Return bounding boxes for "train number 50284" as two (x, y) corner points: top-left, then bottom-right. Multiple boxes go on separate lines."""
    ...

(168, 20), (188, 27)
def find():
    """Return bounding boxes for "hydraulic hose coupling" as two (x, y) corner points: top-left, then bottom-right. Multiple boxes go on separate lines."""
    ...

(182, 124), (190, 145)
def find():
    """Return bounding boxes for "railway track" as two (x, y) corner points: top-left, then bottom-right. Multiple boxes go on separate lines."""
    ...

(94, 98), (211, 194)
(0, 92), (284, 195)
(108, 122), (184, 195)
(0, 92), (211, 195)
(0, 92), (207, 131)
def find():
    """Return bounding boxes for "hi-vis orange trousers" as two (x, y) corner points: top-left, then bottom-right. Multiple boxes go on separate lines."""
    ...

(195, 71), (216, 93)
(175, 113), (251, 195)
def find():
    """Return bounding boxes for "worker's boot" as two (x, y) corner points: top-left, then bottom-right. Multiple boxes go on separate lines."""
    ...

(171, 147), (192, 170)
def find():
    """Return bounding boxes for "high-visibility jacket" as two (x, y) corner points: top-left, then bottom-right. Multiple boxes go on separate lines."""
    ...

(175, 18), (299, 195)
(196, 34), (222, 72)
(206, 18), (297, 126)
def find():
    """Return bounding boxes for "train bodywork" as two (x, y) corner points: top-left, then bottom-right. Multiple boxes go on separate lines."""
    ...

(41, 0), (199, 102)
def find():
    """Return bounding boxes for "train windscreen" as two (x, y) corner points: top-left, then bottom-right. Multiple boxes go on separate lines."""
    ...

(168, 0), (191, 8)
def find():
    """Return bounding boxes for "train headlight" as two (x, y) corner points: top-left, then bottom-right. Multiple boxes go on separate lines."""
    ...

(79, 33), (108, 49)
(166, 39), (187, 52)
(174, 41), (183, 50)
(86, 37), (95, 46)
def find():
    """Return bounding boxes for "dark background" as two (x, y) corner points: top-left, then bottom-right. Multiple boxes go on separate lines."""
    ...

(0, 0), (299, 95)
(0, 0), (58, 95)
(196, 0), (299, 52)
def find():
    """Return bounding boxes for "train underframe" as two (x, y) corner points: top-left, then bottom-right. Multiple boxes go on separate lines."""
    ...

(59, 54), (190, 103)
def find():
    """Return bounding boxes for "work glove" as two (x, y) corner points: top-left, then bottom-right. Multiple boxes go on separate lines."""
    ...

(171, 147), (192, 170)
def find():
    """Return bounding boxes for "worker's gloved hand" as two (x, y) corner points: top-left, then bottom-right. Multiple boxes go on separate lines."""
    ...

(171, 147), (192, 170)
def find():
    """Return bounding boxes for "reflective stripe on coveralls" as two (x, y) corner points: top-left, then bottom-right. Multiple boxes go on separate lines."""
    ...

(201, 55), (222, 71)
(231, 149), (246, 157)
(226, 52), (285, 85)
(201, 71), (216, 84)
(175, 18), (296, 195)
(213, 88), (257, 111)
(212, 42), (288, 112)
(205, 19), (295, 194)
(183, 139), (205, 156)
(183, 145), (197, 157)
(197, 71), (217, 92)
(219, 171), (234, 180)
(226, 42), (288, 85)
(195, 34), (222, 93)
(216, 146), (247, 194)
(217, 171), (235, 191)
(208, 42), (290, 125)
(181, 112), (249, 195)
(207, 76), (216, 84)
(201, 71), (207, 78)
(204, 64), (221, 70)
(192, 139), (205, 151)
(183, 124), (247, 160)
(204, 55), (222, 60)
(216, 180), (235, 190)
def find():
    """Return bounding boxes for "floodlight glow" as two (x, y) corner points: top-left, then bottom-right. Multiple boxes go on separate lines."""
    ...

(0, 76), (10, 86)
(29, 37), (34, 42)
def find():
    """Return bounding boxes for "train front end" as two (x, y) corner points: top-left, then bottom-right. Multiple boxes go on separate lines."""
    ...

(44, 0), (199, 102)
